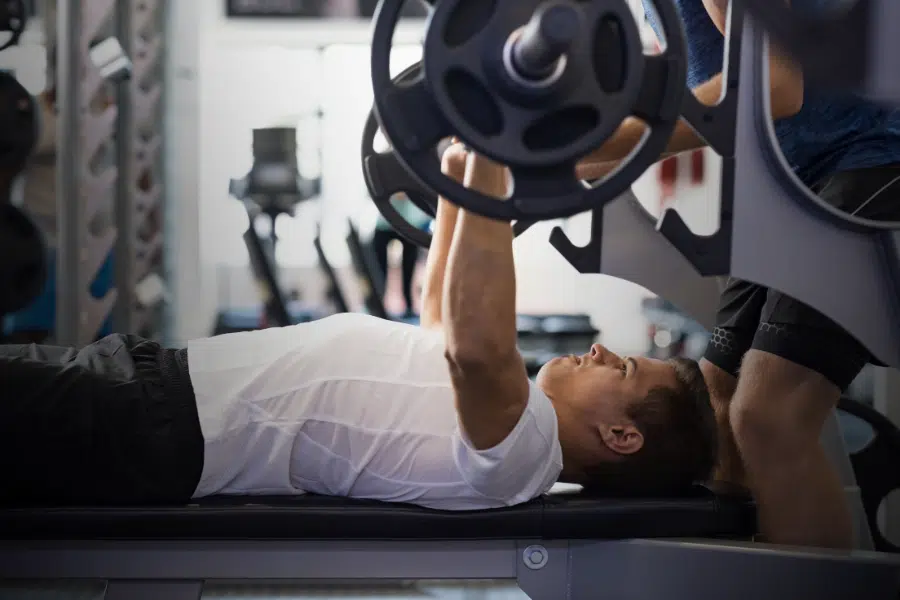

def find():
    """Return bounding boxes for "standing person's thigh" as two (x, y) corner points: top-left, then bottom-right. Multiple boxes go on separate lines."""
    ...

(702, 277), (770, 385)
(747, 290), (871, 413)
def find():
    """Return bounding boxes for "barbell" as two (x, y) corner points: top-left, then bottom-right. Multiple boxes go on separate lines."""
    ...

(368, 0), (688, 222)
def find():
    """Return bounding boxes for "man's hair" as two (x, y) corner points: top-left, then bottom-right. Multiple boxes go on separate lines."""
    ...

(581, 357), (718, 496)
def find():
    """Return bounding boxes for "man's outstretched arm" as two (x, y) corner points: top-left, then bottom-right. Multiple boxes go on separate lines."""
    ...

(420, 144), (466, 330)
(444, 153), (529, 451)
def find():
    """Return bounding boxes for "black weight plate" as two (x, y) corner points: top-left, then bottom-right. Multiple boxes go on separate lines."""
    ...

(371, 0), (688, 222)
(363, 62), (537, 248)
(0, 203), (46, 315)
(362, 63), (437, 249)
(0, 0), (25, 52)
(0, 70), (39, 173)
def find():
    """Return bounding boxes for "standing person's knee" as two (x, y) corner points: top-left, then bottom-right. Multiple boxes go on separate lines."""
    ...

(700, 332), (752, 484)
(700, 359), (737, 445)
(730, 350), (839, 461)
(700, 359), (737, 411)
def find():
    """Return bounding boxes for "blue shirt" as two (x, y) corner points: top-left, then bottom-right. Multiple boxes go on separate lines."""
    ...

(644, 0), (900, 184)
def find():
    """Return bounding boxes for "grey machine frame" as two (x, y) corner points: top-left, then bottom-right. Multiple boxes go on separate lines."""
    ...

(2, 1), (899, 600)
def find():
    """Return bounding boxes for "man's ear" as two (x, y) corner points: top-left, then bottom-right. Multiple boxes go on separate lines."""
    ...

(598, 423), (644, 455)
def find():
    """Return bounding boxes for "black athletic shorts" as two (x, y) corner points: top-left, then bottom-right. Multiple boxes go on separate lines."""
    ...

(703, 164), (900, 391)
(0, 334), (203, 506)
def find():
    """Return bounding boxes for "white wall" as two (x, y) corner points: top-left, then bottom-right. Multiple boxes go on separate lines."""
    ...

(165, 0), (205, 345)
(167, 0), (723, 353)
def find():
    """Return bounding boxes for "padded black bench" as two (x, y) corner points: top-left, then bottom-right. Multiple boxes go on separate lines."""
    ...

(0, 484), (754, 541)
(1, 484), (897, 600)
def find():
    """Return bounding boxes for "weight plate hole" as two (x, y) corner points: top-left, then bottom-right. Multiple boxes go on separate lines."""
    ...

(838, 410), (876, 454)
(443, 0), (497, 48)
(593, 15), (628, 94)
(523, 105), (599, 152)
(445, 68), (504, 137)
(877, 489), (900, 549)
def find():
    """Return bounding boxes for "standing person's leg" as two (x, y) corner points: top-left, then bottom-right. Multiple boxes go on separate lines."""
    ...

(400, 239), (418, 314)
(703, 281), (857, 550)
(0, 334), (202, 505)
(729, 305), (862, 548)
(370, 228), (393, 298)
(728, 165), (900, 549)
(699, 277), (769, 486)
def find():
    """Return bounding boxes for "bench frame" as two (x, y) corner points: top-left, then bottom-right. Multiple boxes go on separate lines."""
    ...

(2, 537), (898, 600)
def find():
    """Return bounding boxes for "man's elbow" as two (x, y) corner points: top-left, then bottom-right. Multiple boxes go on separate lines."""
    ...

(445, 346), (495, 373)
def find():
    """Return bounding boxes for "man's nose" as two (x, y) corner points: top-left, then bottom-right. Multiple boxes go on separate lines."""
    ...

(590, 344), (623, 366)
(590, 344), (610, 361)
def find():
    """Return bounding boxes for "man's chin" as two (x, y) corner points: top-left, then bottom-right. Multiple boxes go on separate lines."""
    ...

(534, 359), (560, 388)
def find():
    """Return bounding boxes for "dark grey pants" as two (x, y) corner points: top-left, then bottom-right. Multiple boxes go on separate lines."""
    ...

(0, 334), (202, 506)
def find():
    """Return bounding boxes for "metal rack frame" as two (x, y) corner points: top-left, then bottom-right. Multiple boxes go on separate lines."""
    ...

(54, 0), (166, 346)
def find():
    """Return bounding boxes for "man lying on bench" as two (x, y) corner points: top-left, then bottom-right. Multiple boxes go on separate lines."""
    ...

(0, 146), (716, 509)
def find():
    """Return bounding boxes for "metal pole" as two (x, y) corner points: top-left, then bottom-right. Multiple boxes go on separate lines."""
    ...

(113, 1), (135, 333)
(54, 0), (82, 346)
(107, 0), (167, 340)
(55, 0), (121, 346)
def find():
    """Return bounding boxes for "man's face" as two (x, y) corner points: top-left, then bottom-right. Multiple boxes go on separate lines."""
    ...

(537, 344), (678, 408)
(536, 344), (679, 461)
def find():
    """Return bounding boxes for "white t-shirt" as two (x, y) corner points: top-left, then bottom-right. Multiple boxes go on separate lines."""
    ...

(187, 313), (563, 510)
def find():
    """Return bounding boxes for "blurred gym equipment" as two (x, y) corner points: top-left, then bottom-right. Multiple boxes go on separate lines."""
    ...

(217, 126), (328, 333)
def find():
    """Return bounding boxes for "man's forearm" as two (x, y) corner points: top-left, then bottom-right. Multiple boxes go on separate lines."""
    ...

(443, 163), (518, 363)
(420, 198), (459, 329)
(581, 73), (725, 168)
(576, 116), (703, 180)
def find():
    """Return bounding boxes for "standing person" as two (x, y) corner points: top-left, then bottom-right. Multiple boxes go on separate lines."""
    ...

(370, 196), (429, 317)
(577, 0), (900, 549)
